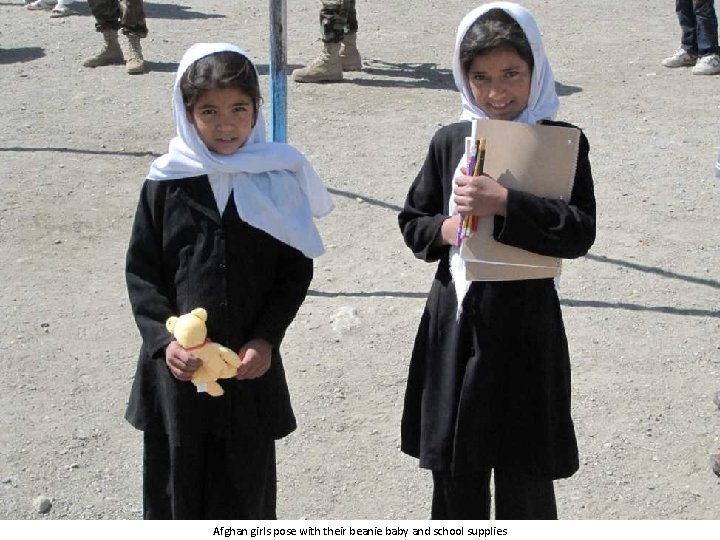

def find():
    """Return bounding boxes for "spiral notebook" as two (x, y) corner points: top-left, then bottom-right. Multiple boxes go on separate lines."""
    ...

(459, 119), (580, 281)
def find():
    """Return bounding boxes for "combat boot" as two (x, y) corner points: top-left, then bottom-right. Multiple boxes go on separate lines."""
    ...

(124, 34), (146, 75)
(292, 42), (343, 83)
(340, 33), (362, 71)
(83, 29), (124, 68)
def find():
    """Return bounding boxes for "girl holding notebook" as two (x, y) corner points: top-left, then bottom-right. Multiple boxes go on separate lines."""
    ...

(397, 2), (596, 519)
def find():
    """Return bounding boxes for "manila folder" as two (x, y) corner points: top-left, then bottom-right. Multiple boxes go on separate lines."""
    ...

(460, 119), (580, 281)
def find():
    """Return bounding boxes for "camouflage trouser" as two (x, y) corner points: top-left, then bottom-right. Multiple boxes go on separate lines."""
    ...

(320, 0), (358, 43)
(88, 0), (148, 38)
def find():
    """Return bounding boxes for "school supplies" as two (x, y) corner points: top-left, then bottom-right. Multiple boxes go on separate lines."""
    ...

(459, 119), (580, 281)
(460, 137), (487, 239)
(457, 122), (478, 246)
(473, 137), (486, 176)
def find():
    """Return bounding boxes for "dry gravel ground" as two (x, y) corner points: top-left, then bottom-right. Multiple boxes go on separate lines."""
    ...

(1, 0), (719, 521)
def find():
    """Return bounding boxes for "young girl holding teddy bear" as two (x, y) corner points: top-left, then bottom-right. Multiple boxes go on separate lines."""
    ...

(125, 42), (333, 519)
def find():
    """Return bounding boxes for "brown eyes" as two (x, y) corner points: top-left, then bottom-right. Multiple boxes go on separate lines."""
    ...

(471, 71), (522, 82)
(199, 107), (250, 115)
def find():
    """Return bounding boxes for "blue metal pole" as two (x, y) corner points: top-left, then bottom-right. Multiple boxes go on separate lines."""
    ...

(269, 0), (287, 143)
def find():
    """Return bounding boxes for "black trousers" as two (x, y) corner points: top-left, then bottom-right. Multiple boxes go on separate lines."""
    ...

(143, 431), (277, 519)
(431, 469), (557, 520)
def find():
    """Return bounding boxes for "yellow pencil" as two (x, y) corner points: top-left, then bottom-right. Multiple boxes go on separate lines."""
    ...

(465, 137), (487, 236)
(472, 137), (486, 177)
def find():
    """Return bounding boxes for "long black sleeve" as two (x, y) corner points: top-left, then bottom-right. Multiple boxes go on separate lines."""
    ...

(493, 130), (596, 259)
(398, 125), (460, 263)
(125, 181), (175, 358)
(252, 244), (313, 348)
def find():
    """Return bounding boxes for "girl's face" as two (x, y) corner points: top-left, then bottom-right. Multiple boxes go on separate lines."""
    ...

(186, 88), (256, 155)
(467, 46), (532, 121)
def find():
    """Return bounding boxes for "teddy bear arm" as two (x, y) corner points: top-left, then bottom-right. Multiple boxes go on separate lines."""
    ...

(217, 345), (242, 368)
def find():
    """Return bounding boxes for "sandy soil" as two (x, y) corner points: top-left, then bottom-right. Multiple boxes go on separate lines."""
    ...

(0, 0), (719, 520)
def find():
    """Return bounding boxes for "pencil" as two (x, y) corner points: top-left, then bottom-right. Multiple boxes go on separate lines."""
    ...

(458, 138), (481, 246)
(473, 137), (486, 177)
(465, 137), (487, 235)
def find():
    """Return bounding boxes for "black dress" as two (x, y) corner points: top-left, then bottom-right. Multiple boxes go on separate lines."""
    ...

(125, 176), (312, 518)
(398, 120), (596, 480)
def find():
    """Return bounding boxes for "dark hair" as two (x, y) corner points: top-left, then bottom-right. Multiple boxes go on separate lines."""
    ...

(459, 9), (534, 75)
(180, 51), (262, 123)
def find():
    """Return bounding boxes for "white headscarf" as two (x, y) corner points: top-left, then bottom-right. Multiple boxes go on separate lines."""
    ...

(452, 1), (559, 123)
(448, 3), (560, 310)
(147, 43), (334, 259)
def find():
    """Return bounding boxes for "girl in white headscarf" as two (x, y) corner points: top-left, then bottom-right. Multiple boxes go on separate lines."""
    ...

(398, 3), (596, 519)
(125, 43), (333, 519)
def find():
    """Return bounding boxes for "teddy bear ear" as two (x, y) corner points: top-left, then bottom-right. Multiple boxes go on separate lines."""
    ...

(191, 308), (208, 322)
(166, 316), (178, 332)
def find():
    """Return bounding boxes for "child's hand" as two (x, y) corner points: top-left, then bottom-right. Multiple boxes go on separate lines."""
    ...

(441, 214), (462, 246)
(165, 340), (201, 381)
(236, 338), (273, 380)
(454, 166), (508, 217)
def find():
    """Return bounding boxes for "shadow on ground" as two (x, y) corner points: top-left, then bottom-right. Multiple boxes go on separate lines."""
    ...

(346, 60), (455, 90)
(144, 2), (225, 20)
(0, 46), (44, 65)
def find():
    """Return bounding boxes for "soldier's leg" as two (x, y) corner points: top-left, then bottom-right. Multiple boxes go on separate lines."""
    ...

(87, 0), (122, 32)
(83, 0), (124, 68)
(320, 0), (346, 43)
(344, 0), (358, 35)
(120, 0), (147, 74)
(339, 0), (361, 71)
(120, 0), (148, 38)
(292, 0), (344, 82)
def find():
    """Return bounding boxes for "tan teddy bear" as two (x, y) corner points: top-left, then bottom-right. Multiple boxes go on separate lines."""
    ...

(165, 308), (241, 397)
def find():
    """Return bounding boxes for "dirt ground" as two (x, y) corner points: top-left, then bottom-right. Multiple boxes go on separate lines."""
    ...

(1, 0), (719, 521)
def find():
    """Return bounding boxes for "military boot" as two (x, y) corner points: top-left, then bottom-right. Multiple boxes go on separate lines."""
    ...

(82, 29), (124, 68)
(124, 34), (146, 75)
(340, 33), (362, 71)
(292, 42), (343, 83)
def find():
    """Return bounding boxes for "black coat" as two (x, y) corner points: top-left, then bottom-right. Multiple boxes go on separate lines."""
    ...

(125, 176), (312, 446)
(398, 120), (596, 479)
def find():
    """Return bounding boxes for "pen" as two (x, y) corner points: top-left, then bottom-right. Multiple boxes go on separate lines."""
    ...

(456, 216), (464, 246)
(467, 137), (480, 178)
